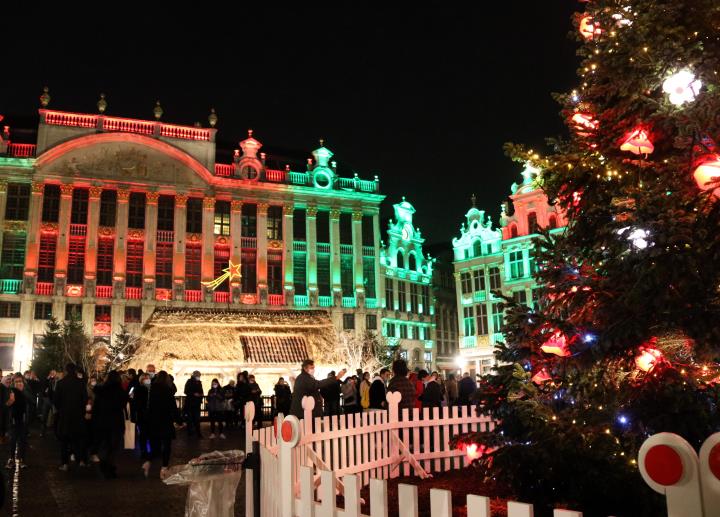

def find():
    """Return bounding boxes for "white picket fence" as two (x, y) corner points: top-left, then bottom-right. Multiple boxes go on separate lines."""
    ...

(243, 393), (586, 517)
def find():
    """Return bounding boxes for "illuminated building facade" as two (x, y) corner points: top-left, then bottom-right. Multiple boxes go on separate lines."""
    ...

(452, 164), (567, 375)
(0, 98), (387, 372)
(379, 199), (436, 370)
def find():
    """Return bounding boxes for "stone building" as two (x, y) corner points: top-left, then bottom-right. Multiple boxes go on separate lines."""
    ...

(0, 97), (391, 375)
(452, 163), (567, 375)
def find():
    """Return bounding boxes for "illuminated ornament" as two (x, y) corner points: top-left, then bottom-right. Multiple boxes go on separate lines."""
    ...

(579, 16), (601, 40)
(635, 347), (663, 372)
(693, 155), (720, 195)
(662, 69), (702, 106)
(531, 368), (552, 384)
(540, 331), (571, 357)
(571, 112), (598, 134)
(612, 13), (632, 27)
(620, 128), (654, 155)
(618, 226), (651, 250)
(201, 260), (242, 291)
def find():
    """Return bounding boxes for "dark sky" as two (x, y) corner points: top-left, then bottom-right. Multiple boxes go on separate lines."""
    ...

(0, 5), (579, 247)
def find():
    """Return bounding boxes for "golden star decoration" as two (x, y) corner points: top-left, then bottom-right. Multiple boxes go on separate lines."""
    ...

(201, 260), (242, 291)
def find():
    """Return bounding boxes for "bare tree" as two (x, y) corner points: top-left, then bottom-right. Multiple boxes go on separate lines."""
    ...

(338, 330), (398, 375)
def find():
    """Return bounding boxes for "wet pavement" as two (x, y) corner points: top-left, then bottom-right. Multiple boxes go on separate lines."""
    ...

(2, 423), (249, 517)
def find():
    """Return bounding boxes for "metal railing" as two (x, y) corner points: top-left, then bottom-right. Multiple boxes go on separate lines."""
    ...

(268, 294), (284, 306)
(125, 287), (142, 299)
(0, 279), (21, 294)
(185, 290), (202, 302)
(36, 282), (53, 296)
(7, 143), (36, 158)
(95, 285), (113, 298)
(318, 296), (333, 307)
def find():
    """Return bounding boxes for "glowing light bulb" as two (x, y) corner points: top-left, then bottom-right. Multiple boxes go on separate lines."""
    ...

(662, 69), (702, 106)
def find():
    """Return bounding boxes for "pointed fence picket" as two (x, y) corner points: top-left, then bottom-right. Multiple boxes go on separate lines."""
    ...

(245, 395), (589, 517)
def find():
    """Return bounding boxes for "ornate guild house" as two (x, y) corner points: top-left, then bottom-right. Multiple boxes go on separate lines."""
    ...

(0, 93), (429, 384)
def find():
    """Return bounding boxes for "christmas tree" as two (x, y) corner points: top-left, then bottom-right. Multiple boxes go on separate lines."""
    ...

(104, 324), (139, 373)
(31, 317), (65, 378)
(458, 2), (720, 515)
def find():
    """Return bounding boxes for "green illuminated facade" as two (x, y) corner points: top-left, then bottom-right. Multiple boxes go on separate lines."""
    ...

(379, 198), (436, 370)
(452, 163), (566, 376)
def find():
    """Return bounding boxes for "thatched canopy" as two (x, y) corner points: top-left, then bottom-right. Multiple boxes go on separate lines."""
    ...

(130, 307), (340, 374)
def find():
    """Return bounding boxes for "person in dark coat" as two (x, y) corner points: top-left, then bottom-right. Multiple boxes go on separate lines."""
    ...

(419, 375), (443, 409)
(207, 378), (225, 439)
(93, 371), (128, 479)
(273, 377), (291, 417)
(183, 370), (204, 438)
(247, 375), (262, 428)
(457, 372), (477, 406)
(222, 380), (236, 429)
(54, 363), (88, 470)
(369, 368), (391, 409)
(234, 372), (250, 427)
(5, 373), (31, 469)
(387, 359), (416, 414)
(147, 371), (184, 479)
(319, 371), (341, 416)
(135, 373), (152, 477)
(289, 360), (346, 419)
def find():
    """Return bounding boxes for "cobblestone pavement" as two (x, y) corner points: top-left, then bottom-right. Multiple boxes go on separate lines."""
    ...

(2, 422), (249, 517)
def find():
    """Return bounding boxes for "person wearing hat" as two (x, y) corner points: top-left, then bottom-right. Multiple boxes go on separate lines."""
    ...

(183, 371), (204, 438)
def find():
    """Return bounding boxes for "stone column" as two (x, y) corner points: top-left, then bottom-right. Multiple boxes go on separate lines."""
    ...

(306, 204), (318, 307)
(201, 196), (215, 302)
(110, 302), (125, 347)
(282, 204), (294, 306)
(373, 213), (385, 308)
(0, 180), (8, 258)
(23, 181), (44, 293)
(113, 188), (130, 298)
(82, 302), (95, 336)
(329, 207), (341, 306)
(256, 202), (269, 304)
(84, 186), (102, 297)
(15, 300), (35, 372)
(172, 194), (187, 301)
(54, 183), (74, 295)
(351, 209), (364, 307)
(143, 191), (159, 300)
(230, 200), (243, 303)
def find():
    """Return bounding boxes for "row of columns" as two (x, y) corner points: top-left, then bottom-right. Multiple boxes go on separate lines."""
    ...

(10, 181), (382, 308)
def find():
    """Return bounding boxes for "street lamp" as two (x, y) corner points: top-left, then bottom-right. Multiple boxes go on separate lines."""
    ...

(454, 355), (466, 372)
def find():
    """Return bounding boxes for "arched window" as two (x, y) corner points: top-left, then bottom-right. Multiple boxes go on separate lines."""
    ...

(527, 212), (538, 234)
(510, 225), (518, 238)
(408, 252), (417, 271)
(412, 348), (421, 364)
(548, 214), (557, 229)
(396, 250), (405, 269)
(473, 240), (482, 257)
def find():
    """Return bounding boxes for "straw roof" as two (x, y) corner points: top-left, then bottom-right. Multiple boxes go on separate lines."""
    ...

(130, 307), (341, 372)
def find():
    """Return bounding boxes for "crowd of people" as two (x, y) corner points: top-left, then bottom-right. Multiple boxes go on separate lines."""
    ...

(0, 358), (479, 482)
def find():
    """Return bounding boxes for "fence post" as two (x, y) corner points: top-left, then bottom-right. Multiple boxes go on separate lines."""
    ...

(302, 395), (316, 471)
(280, 415), (302, 517)
(244, 401), (256, 517)
(386, 391), (401, 479)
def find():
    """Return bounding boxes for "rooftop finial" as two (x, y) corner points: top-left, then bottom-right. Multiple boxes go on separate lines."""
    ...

(97, 93), (107, 114)
(153, 100), (163, 120)
(248, 129), (253, 137)
(471, 193), (476, 207)
(40, 86), (50, 108)
(208, 108), (218, 128)
(319, 138), (324, 147)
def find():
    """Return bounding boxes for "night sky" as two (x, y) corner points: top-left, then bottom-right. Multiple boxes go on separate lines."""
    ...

(1, 5), (580, 248)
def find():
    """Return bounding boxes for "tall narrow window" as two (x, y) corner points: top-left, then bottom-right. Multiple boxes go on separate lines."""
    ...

(398, 281), (407, 311)
(268, 250), (282, 294)
(513, 290), (528, 306)
(213, 246), (230, 292)
(340, 255), (353, 296)
(385, 278), (394, 310)
(5, 184), (30, 221)
(185, 244), (201, 290)
(396, 250), (404, 269)
(99, 190), (117, 227)
(362, 215), (374, 246)
(408, 253), (417, 271)
(241, 204), (257, 238)
(1, 233), (26, 280)
(509, 225), (518, 238)
(126, 240), (144, 288)
(489, 267), (501, 290)
(267, 206), (282, 240)
(463, 306), (475, 336)
(461, 272), (472, 294)
(42, 184), (60, 222)
(340, 213), (352, 245)
(548, 214), (557, 229)
(420, 285), (429, 314)
(473, 269), (485, 291)
(491, 302), (504, 334)
(293, 252), (307, 296)
(97, 238), (114, 286)
(67, 237), (85, 284)
(70, 188), (88, 224)
(214, 200), (230, 236)
(509, 250), (525, 279)
(475, 304), (488, 334)
(186, 198), (203, 234)
(38, 234), (57, 282)
(527, 212), (538, 234)
(363, 257), (375, 299)
(128, 192), (146, 229)
(156, 241), (173, 289)
(410, 283), (418, 313)
(317, 253), (330, 296)
(293, 209), (306, 240)
(157, 195), (175, 231)
(473, 240), (482, 257)
(241, 249), (257, 293)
